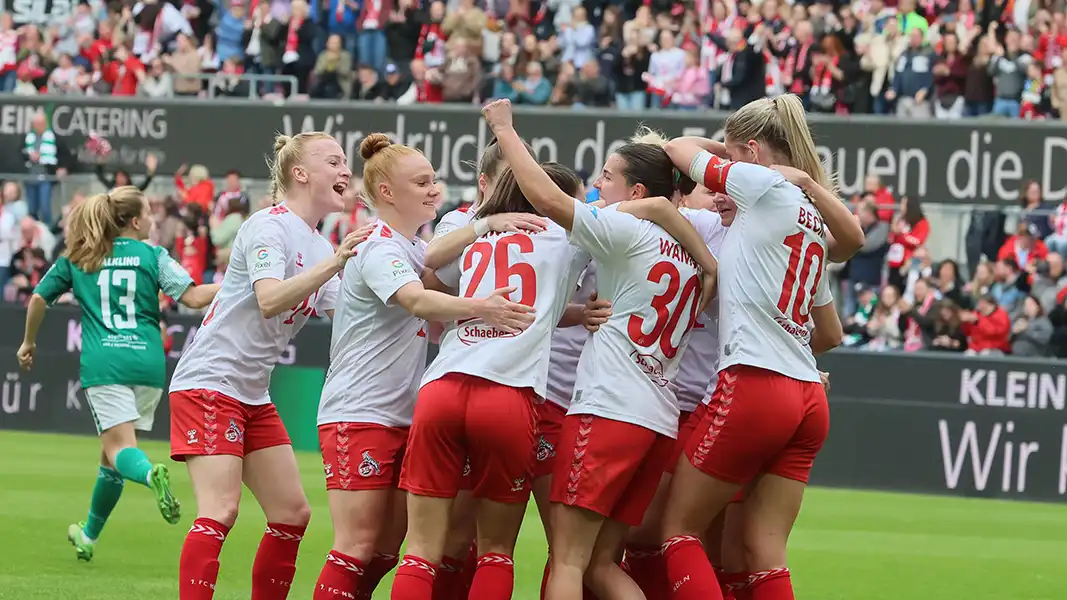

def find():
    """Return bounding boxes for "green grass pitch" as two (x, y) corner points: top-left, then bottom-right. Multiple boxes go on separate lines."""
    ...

(2, 430), (1067, 599)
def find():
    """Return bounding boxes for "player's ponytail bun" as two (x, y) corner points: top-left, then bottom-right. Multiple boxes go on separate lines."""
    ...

(273, 134), (292, 155)
(360, 133), (423, 208)
(360, 133), (393, 161)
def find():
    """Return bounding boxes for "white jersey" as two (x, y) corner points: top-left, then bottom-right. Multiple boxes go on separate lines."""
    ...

(170, 204), (339, 405)
(318, 222), (429, 427)
(433, 206), (475, 238)
(568, 199), (704, 438)
(544, 264), (597, 409)
(690, 153), (832, 383)
(672, 208), (728, 413)
(424, 221), (590, 397)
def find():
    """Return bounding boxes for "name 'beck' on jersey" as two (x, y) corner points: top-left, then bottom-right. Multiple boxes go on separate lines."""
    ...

(692, 154), (832, 384)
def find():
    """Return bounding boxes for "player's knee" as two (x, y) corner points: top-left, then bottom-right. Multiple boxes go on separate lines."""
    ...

(740, 532), (786, 570)
(282, 499), (312, 527)
(201, 497), (241, 528)
(583, 556), (618, 590)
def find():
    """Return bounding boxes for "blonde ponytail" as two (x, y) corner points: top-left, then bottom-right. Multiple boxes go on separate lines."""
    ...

(772, 94), (836, 195)
(65, 186), (145, 272)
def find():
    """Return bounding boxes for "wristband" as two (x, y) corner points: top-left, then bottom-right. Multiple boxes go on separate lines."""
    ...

(474, 218), (490, 237)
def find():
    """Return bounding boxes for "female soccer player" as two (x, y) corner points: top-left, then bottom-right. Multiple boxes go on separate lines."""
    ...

(659, 94), (862, 600)
(482, 98), (719, 600)
(168, 132), (373, 600)
(16, 185), (218, 562)
(391, 163), (593, 600)
(312, 134), (537, 600)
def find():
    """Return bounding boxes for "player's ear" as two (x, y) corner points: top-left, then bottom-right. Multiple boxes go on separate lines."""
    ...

(631, 183), (647, 201)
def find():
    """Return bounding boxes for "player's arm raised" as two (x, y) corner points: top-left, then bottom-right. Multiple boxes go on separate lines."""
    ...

(483, 99), (578, 230)
(392, 283), (534, 334)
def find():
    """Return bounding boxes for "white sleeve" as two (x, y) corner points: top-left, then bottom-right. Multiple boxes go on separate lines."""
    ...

(435, 257), (462, 290)
(244, 218), (291, 284)
(360, 242), (423, 305)
(567, 198), (642, 262)
(317, 274), (341, 313)
(813, 263), (833, 308)
(433, 210), (473, 239)
(687, 151), (779, 211)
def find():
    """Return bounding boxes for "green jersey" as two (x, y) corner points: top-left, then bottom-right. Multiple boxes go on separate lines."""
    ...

(35, 238), (195, 389)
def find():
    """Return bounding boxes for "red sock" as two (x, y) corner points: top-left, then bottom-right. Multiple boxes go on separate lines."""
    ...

(251, 522), (306, 600)
(662, 535), (723, 600)
(459, 543), (478, 598)
(719, 572), (751, 600)
(625, 545), (669, 600)
(468, 553), (515, 600)
(355, 553), (399, 600)
(431, 555), (465, 600)
(392, 555), (437, 600)
(179, 517), (231, 600)
(747, 568), (793, 600)
(314, 550), (366, 599)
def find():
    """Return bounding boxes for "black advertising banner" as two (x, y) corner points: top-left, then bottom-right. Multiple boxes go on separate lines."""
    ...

(815, 351), (1067, 502)
(3, 303), (1066, 502)
(4, 96), (1067, 205)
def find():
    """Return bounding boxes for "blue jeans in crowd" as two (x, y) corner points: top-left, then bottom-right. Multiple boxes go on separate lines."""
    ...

(24, 180), (53, 226)
(358, 29), (388, 74)
(992, 98), (1021, 118)
(0, 71), (16, 92)
(615, 91), (646, 110)
(964, 101), (992, 117)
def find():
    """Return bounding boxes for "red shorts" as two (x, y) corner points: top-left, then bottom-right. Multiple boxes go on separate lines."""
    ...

(399, 374), (538, 504)
(549, 414), (675, 527)
(532, 401), (567, 479)
(169, 389), (291, 461)
(318, 422), (409, 491)
(666, 408), (701, 475)
(685, 365), (829, 485)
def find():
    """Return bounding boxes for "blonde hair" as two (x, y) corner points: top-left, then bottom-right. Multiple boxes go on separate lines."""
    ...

(629, 125), (668, 147)
(724, 94), (835, 194)
(65, 185), (145, 273)
(359, 133), (423, 208)
(189, 164), (209, 184)
(268, 131), (336, 202)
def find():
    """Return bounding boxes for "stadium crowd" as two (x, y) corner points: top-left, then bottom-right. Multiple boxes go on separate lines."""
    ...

(2, 0), (1067, 116)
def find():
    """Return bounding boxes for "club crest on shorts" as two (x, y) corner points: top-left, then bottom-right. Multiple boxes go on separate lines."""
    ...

(536, 435), (555, 462)
(224, 419), (244, 444)
(358, 451), (381, 477)
(462, 457), (471, 477)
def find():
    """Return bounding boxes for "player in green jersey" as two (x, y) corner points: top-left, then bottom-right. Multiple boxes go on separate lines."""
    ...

(16, 185), (220, 562)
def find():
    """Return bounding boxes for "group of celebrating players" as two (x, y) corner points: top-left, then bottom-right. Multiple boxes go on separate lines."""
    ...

(18, 93), (865, 600)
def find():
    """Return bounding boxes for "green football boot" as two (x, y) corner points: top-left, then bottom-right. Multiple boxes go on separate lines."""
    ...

(67, 522), (95, 562)
(147, 464), (181, 525)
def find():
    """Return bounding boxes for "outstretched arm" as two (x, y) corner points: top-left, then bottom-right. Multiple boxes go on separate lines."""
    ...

(424, 213), (548, 269)
(483, 100), (578, 230)
(771, 165), (865, 260)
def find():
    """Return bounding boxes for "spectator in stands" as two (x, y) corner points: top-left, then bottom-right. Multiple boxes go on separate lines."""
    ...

(1032, 253), (1067, 313)
(844, 198), (891, 314)
(886, 195), (930, 292)
(862, 17), (907, 114)
(380, 62), (409, 100)
(570, 59), (612, 107)
(280, 0), (317, 95)
(614, 26), (650, 109)
(992, 257), (1027, 316)
(901, 245), (935, 303)
(442, 38), (482, 102)
(178, 204), (211, 285)
(842, 285), (877, 347)
(149, 197), (183, 259)
(23, 111), (66, 226)
(989, 26), (1032, 118)
(509, 61), (552, 105)
(211, 56), (252, 97)
(668, 48), (710, 109)
(0, 183), (22, 292)
(311, 35), (354, 99)
(865, 284), (907, 351)
(164, 33), (204, 97)
(935, 258), (970, 308)
(561, 7), (597, 68)
(1011, 295), (1054, 356)
(961, 293), (1012, 355)
(326, 0), (359, 59)
(354, 62), (387, 100)
(964, 31), (996, 116)
(443, 0), (487, 44)
(1045, 195), (1067, 256)
(358, 0), (393, 74)
(210, 196), (250, 270)
(902, 277), (938, 351)
(890, 28), (937, 117)
(140, 57), (175, 97)
(0, 15), (17, 93)
(1047, 292), (1067, 357)
(715, 27), (765, 110)
(174, 163), (215, 211)
(3, 246), (49, 305)
(47, 53), (81, 94)
(214, 170), (251, 219)
(998, 222), (1049, 272)
(933, 31), (968, 118)
(242, 1), (284, 96)
(96, 154), (157, 191)
(645, 28), (686, 109)
(1019, 179), (1054, 239)
(928, 299), (968, 352)
(215, 0), (248, 64)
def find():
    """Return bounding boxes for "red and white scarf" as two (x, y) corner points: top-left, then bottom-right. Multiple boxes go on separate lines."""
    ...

(903, 293), (936, 352)
(811, 55), (838, 96)
(783, 41), (812, 94)
(0, 30), (18, 73)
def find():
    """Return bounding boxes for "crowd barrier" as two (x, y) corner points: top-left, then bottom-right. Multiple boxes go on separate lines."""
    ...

(1, 305), (1064, 502)
(4, 96), (1067, 206)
